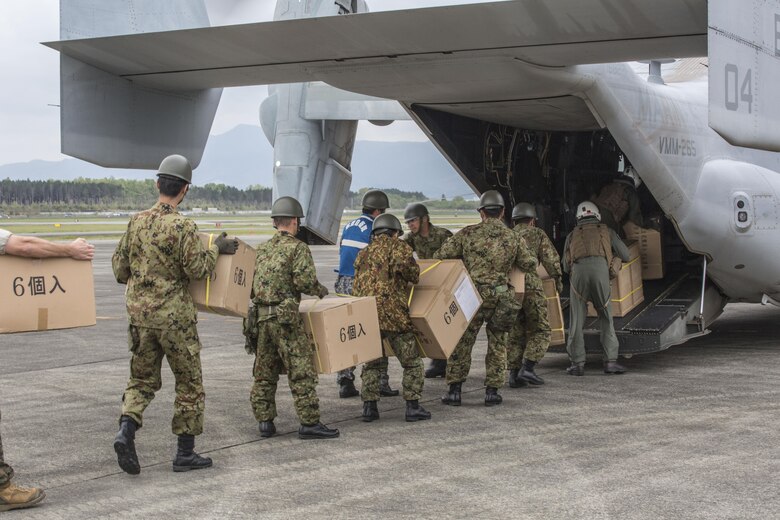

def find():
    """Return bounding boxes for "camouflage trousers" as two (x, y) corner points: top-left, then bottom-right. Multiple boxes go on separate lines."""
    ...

(0, 409), (13, 486)
(361, 331), (423, 401)
(251, 318), (320, 426)
(508, 288), (551, 367)
(446, 305), (508, 388)
(335, 274), (391, 386)
(121, 324), (205, 436)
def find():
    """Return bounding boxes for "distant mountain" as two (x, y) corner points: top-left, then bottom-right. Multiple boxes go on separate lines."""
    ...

(0, 124), (473, 199)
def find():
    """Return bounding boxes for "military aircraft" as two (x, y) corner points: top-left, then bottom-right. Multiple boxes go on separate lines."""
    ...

(45, 0), (780, 354)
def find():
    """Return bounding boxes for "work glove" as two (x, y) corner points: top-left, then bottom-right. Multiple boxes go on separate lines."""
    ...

(214, 232), (238, 255)
(555, 277), (563, 295)
(317, 283), (329, 299)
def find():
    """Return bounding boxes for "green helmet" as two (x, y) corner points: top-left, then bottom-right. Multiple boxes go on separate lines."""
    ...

(404, 203), (429, 222)
(478, 190), (505, 210)
(372, 213), (403, 236)
(511, 202), (536, 220)
(157, 154), (192, 184)
(361, 189), (390, 210)
(271, 196), (305, 218)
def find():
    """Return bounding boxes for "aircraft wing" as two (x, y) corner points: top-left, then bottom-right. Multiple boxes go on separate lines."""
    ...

(45, 0), (707, 103)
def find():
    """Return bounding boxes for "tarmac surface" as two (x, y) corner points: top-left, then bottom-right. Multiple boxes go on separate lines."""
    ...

(1, 241), (779, 519)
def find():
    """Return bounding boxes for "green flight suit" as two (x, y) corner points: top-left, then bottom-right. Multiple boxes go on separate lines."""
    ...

(434, 218), (537, 388)
(563, 218), (630, 364)
(112, 202), (219, 435)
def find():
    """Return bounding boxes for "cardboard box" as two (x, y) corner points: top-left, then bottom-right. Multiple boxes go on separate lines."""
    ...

(509, 268), (525, 302)
(189, 234), (255, 318)
(299, 296), (383, 374)
(537, 267), (565, 346)
(587, 242), (644, 317)
(0, 256), (95, 333)
(623, 222), (664, 280)
(409, 259), (482, 359)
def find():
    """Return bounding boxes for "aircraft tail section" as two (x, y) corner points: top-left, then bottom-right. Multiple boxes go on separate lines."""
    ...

(709, 0), (780, 152)
(59, 0), (221, 169)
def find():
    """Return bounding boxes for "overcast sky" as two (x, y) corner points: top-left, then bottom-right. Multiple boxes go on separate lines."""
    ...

(0, 0), (495, 166)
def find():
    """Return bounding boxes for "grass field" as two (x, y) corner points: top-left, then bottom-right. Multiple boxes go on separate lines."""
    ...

(0, 211), (481, 241)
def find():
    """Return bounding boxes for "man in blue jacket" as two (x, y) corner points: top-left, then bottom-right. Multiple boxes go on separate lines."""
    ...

(334, 190), (399, 399)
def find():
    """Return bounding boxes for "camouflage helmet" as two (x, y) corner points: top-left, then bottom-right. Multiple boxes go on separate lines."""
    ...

(372, 213), (404, 236)
(361, 189), (390, 210)
(511, 202), (536, 220)
(271, 196), (305, 218)
(157, 154), (192, 184)
(478, 190), (505, 210)
(403, 202), (429, 222)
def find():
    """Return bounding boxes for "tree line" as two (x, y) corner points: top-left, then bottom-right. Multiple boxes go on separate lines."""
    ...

(0, 178), (471, 215)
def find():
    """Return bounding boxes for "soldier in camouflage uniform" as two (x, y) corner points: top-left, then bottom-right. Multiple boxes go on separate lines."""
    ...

(0, 228), (93, 510)
(507, 202), (563, 388)
(249, 196), (340, 440)
(434, 191), (537, 406)
(112, 155), (239, 475)
(353, 214), (431, 422)
(591, 167), (644, 235)
(402, 203), (453, 379)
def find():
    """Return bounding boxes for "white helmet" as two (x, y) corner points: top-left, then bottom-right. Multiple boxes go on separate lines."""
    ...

(623, 166), (642, 188)
(577, 201), (601, 221)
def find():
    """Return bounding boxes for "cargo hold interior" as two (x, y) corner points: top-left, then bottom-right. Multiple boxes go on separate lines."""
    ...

(412, 106), (727, 356)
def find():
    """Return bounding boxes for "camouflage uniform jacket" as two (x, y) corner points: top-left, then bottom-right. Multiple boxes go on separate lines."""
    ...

(112, 202), (218, 328)
(252, 231), (321, 306)
(434, 217), (537, 296)
(513, 223), (562, 293)
(353, 234), (420, 332)
(402, 223), (453, 259)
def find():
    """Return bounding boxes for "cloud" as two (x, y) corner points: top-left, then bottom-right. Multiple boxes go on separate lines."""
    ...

(0, 0), (498, 165)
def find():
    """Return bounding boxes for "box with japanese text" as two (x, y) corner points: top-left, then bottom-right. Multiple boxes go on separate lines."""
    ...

(0, 256), (95, 333)
(189, 234), (255, 318)
(299, 296), (382, 374)
(409, 259), (483, 359)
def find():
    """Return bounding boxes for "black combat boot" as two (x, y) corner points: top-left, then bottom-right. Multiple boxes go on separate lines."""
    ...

(172, 434), (213, 472)
(566, 363), (585, 376)
(603, 361), (627, 374)
(425, 359), (447, 378)
(379, 373), (400, 397)
(339, 379), (360, 398)
(258, 421), (276, 438)
(508, 368), (528, 388)
(299, 423), (340, 439)
(484, 386), (503, 407)
(441, 382), (462, 406)
(114, 415), (140, 475)
(362, 401), (380, 422)
(405, 400), (432, 422)
(519, 359), (545, 385)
